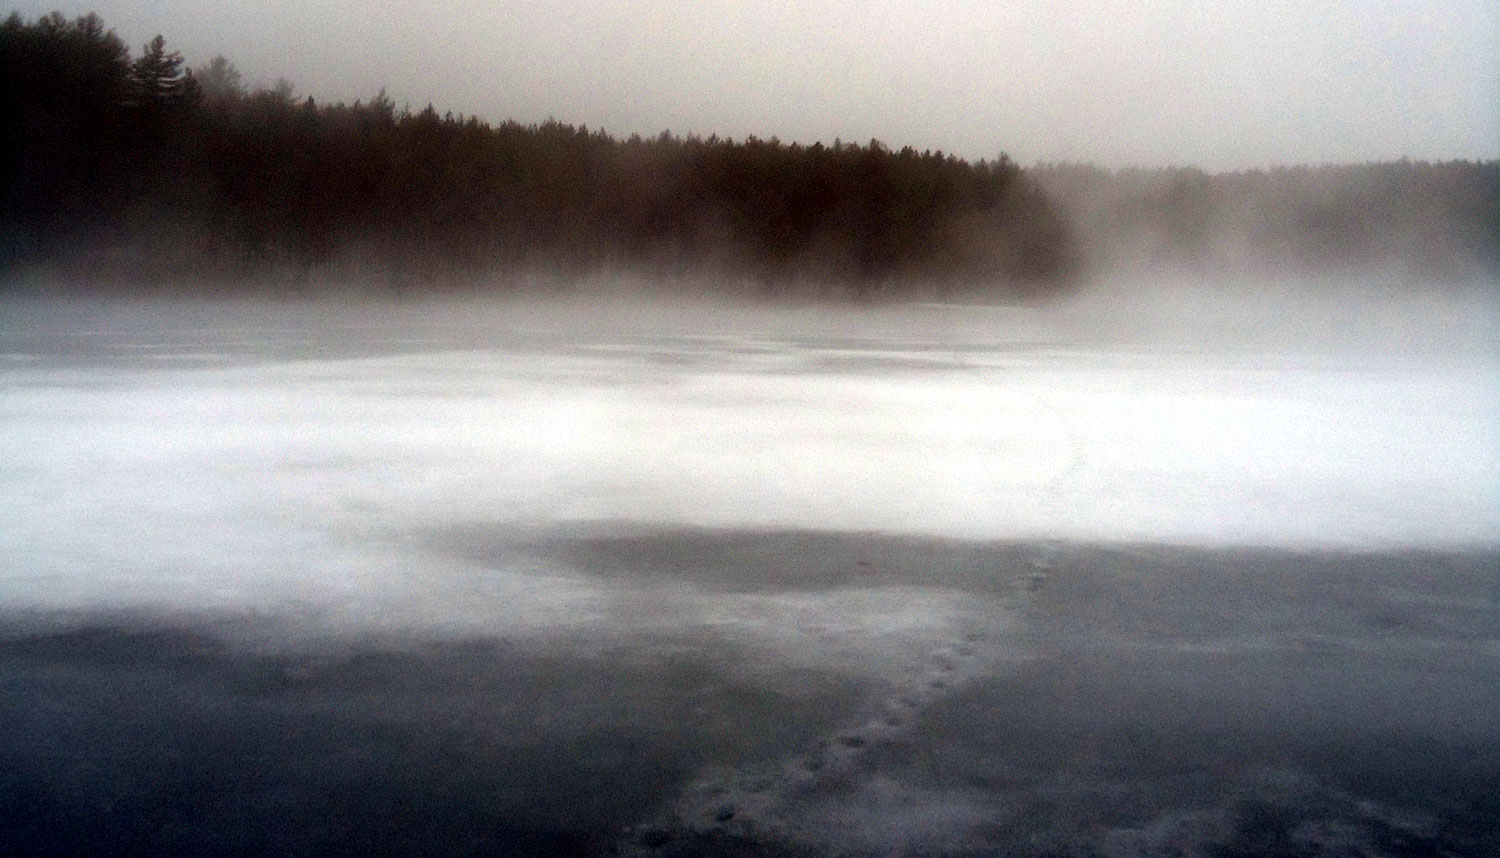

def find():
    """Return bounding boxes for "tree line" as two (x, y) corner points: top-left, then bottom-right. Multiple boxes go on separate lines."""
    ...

(1030, 160), (1499, 279)
(1, 12), (1074, 295)
(5, 12), (1494, 296)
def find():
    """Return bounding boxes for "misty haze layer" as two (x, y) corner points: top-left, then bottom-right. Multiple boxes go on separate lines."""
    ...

(2, 283), (1496, 627)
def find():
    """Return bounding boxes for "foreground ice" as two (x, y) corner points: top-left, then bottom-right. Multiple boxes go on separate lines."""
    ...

(1, 283), (1498, 857)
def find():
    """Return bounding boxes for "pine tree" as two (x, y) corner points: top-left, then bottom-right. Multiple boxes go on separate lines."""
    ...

(193, 55), (243, 105)
(128, 35), (195, 110)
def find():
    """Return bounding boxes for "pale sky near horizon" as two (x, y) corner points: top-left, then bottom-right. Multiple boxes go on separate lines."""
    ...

(14, 0), (1500, 169)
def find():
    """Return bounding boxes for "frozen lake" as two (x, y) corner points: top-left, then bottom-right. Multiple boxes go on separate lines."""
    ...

(2, 288), (1497, 620)
(3, 287), (1498, 614)
(2, 284), (1498, 856)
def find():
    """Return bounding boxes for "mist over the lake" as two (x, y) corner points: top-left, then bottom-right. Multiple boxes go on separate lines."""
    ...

(3, 5), (1500, 858)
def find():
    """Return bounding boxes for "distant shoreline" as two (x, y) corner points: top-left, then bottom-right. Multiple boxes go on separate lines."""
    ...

(4, 14), (1497, 298)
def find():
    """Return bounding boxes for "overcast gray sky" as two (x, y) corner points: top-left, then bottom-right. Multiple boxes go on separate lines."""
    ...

(17, 0), (1500, 168)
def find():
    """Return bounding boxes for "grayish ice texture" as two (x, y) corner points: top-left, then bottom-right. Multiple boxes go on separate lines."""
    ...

(2, 277), (1499, 856)
(2, 278), (1496, 627)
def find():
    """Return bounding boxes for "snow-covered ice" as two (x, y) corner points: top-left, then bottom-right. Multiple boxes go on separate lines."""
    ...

(1, 284), (1496, 624)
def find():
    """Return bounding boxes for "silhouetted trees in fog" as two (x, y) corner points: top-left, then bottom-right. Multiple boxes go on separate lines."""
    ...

(0, 13), (1071, 294)
(1031, 161), (1500, 279)
(3, 13), (1494, 296)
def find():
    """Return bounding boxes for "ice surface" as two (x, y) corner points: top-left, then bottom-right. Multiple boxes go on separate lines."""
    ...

(1, 285), (1497, 625)
(3, 285), (1499, 856)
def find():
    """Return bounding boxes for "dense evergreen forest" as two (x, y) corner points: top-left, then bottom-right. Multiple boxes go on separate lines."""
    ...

(0, 12), (1071, 295)
(2, 12), (1496, 296)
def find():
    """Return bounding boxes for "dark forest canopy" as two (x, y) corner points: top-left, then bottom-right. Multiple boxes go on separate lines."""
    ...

(0, 12), (1071, 297)
(1, 12), (1495, 297)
